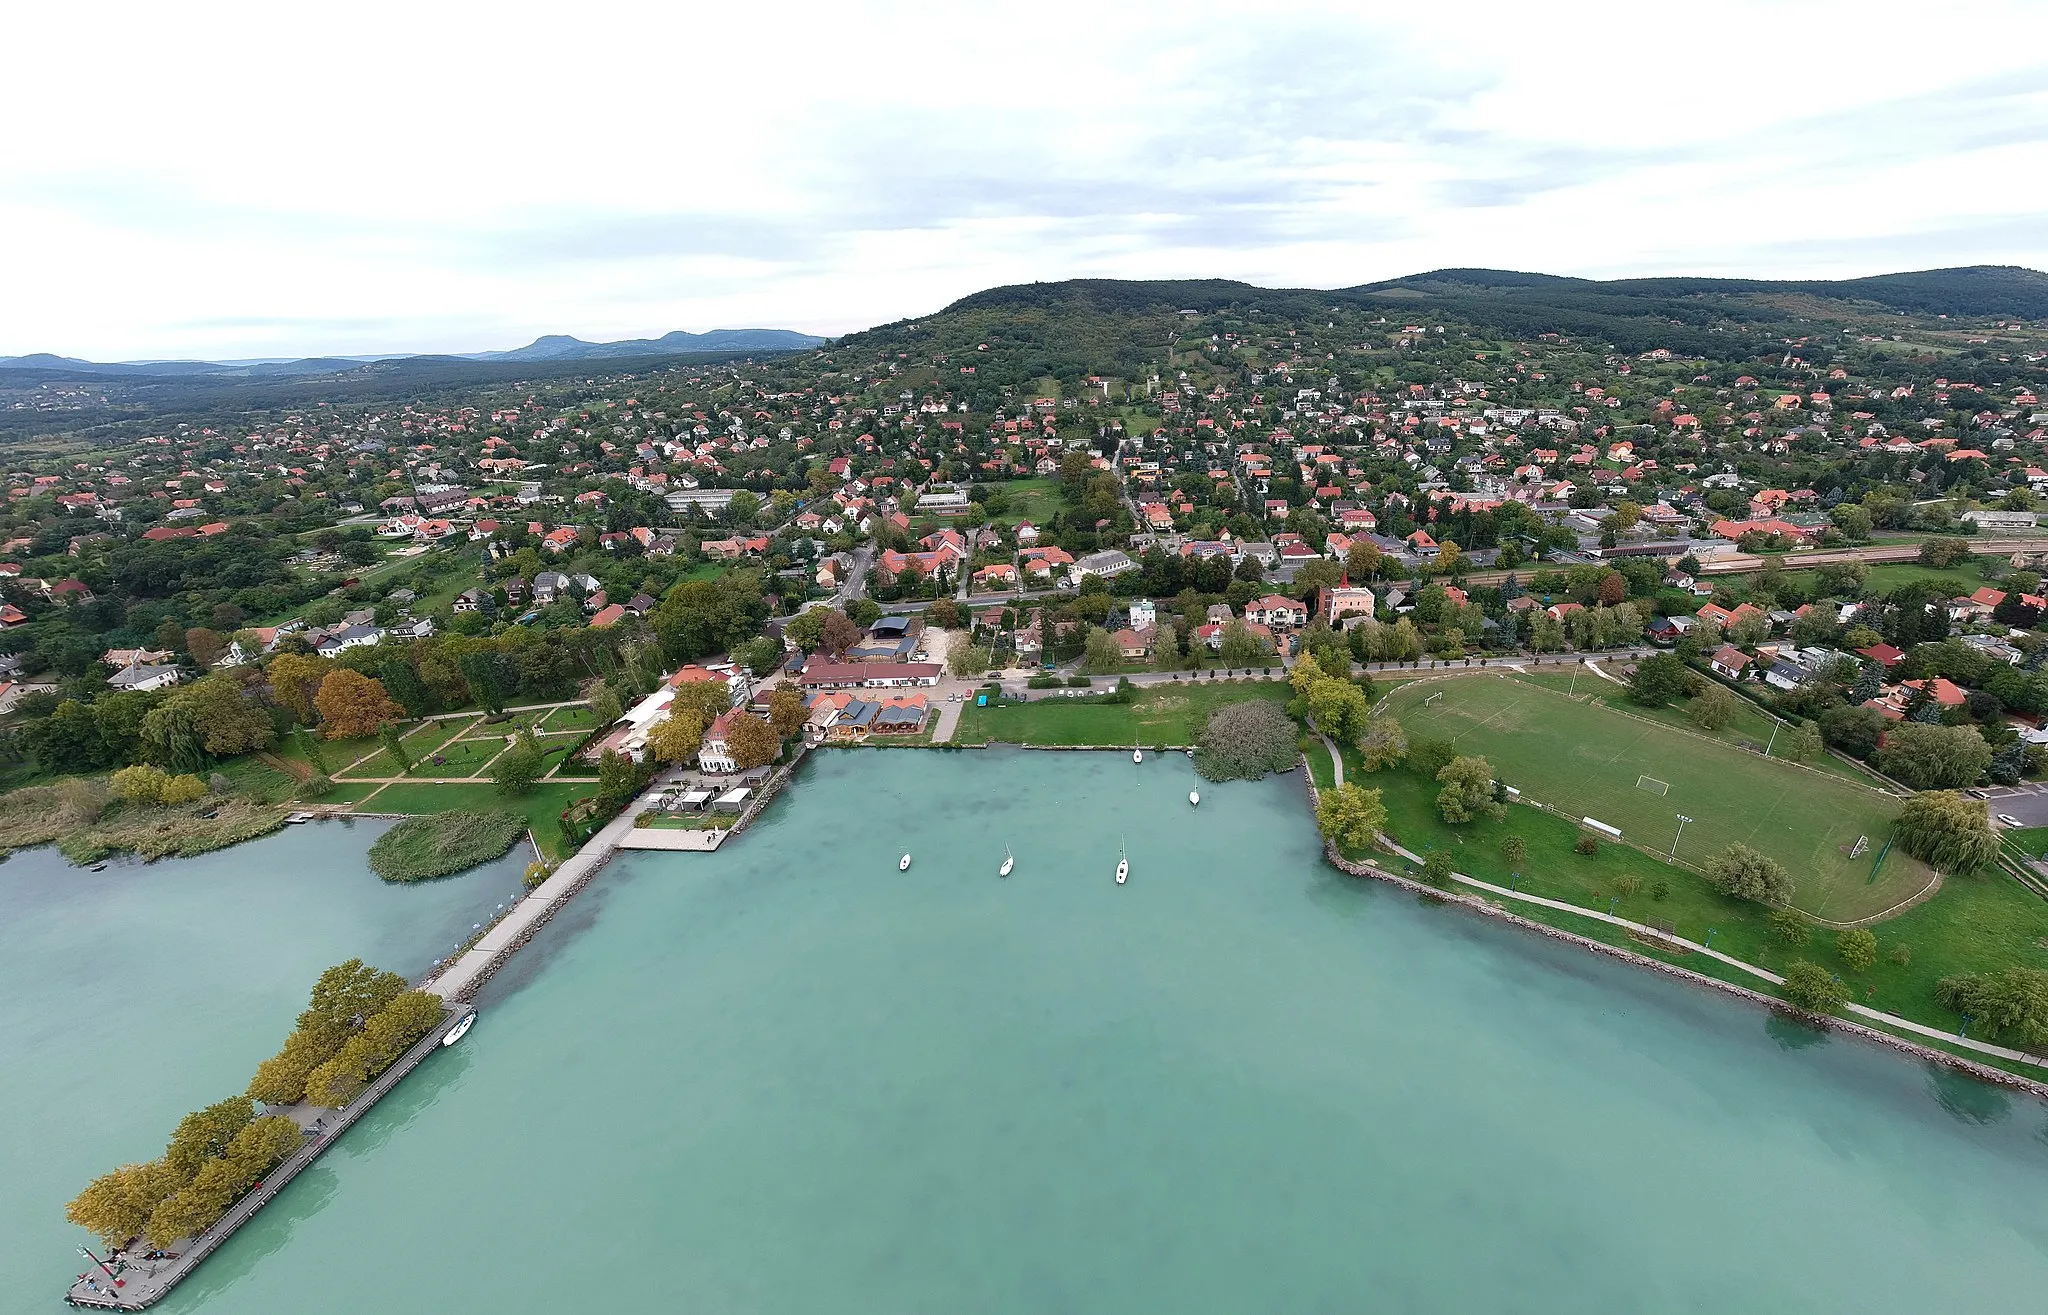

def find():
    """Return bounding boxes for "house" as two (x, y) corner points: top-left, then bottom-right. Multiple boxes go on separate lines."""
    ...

(107, 663), (182, 693)
(454, 589), (485, 614)
(1764, 660), (1809, 691)
(1244, 594), (1308, 629)
(1113, 626), (1155, 659)
(699, 710), (743, 774)
(1856, 643), (1906, 668)
(799, 660), (942, 690)
(588, 603), (626, 628)
(533, 571), (570, 604)
(315, 625), (382, 657)
(102, 647), (174, 669)
(1710, 645), (1751, 680)
(1070, 549), (1138, 586)
(1902, 677), (1968, 707)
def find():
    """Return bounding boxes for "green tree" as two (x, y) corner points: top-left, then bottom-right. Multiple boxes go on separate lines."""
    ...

(67, 1160), (183, 1248)
(458, 650), (509, 716)
(1421, 849), (1455, 887)
(589, 685), (623, 726)
(1769, 908), (1811, 945)
(1080, 626), (1123, 675)
(1435, 755), (1503, 824)
(768, 685), (809, 738)
(1314, 783), (1387, 850)
(1891, 790), (1999, 872)
(645, 709), (705, 765)
(1781, 960), (1849, 1014)
(163, 1098), (256, 1180)
(1409, 735), (1454, 780)
(727, 712), (782, 769)
(1357, 716), (1408, 772)
(1627, 653), (1688, 707)
(1875, 723), (1994, 790)
(948, 643), (994, 678)
(1687, 684), (1739, 732)
(1218, 619), (1267, 669)
(1307, 677), (1372, 743)
(1787, 718), (1824, 762)
(303, 992), (447, 1108)
(1502, 835), (1527, 868)
(1705, 842), (1793, 905)
(1837, 927), (1878, 972)
(490, 730), (544, 796)
(1936, 968), (2048, 1047)
(378, 658), (434, 719)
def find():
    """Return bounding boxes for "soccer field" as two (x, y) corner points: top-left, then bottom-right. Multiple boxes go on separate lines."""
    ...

(1384, 674), (1934, 923)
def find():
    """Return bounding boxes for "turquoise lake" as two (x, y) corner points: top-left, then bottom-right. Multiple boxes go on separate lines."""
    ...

(14, 751), (2048, 1312)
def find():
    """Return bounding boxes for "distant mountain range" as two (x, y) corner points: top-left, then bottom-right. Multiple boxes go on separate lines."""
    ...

(0, 328), (829, 379)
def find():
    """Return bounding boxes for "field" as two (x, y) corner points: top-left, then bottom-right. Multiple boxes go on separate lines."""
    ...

(1381, 673), (1934, 922)
(954, 680), (1292, 747)
(985, 477), (1063, 527)
(353, 780), (594, 860)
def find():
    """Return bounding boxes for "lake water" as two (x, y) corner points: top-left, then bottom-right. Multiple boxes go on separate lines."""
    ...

(0, 820), (527, 1311)
(16, 752), (2048, 1312)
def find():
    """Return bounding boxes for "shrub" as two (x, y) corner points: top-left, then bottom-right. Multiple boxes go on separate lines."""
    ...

(1781, 960), (1849, 1014)
(1027, 675), (1061, 689)
(1705, 842), (1794, 905)
(1768, 909), (1811, 946)
(1650, 881), (1670, 901)
(367, 810), (527, 882)
(111, 764), (172, 805)
(161, 774), (208, 806)
(1066, 675), (1093, 688)
(1421, 849), (1454, 887)
(1615, 875), (1641, 898)
(1889, 943), (1912, 968)
(1837, 927), (1878, 972)
(1192, 699), (1300, 782)
(1501, 835), (1527, 867)
(1575, 835), (1599, 856)
(296, 774), (335, 800)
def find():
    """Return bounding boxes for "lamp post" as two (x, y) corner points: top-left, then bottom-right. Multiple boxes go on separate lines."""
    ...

(1671, 813), (1694, 859)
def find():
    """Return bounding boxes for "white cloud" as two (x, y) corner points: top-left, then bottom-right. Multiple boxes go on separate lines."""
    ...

(4, 0), (2046, 358)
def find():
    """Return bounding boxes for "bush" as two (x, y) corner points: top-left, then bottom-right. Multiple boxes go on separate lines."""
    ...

(1501, 835), (1527, 867)
(1837, 927), (1878, 972)
(1768, 909), (1811, 945)
(1066, 675), (1093, 688)
(1889, 943), (1912, 967)
(1421, 849), (1454, 887)
(1781, 960), (1849, 1014)
(161, 774), (207, 806)
(367, 810), (527, 882)
(296, 774), (335, 800)
(111, 764), (172, 805)
(1027, 675), (1062, 689)
(1650, 881), (1670, 901)
(1705, 842), (1794, 905)
(1575, 835), (1599, 856)
(1192, 699), (1301, 782)
(1615, 875), (1641, 898)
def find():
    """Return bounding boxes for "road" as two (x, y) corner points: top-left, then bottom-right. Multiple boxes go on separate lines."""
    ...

(1975, 782), (2048, 828)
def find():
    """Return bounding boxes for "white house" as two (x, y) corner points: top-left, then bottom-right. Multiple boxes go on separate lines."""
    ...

(699, 710), (742, 774)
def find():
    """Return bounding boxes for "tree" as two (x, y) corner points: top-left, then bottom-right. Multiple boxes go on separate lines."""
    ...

(1345, 540), (1383, 581)
(1819, 703), (1886, 758)
(1315, 783), (1388, 850)
(163, 1097), (256, 1180)
(847, 598), (882, 628)
(1597, 571), (1627, 607)
(784, 607), (829, 652)
(378, 658), (434, 719)
(1936, 968), (2048, 1047)
(1627, 653), (1688, 707)
(1769, 908), (1811, 945)
(737, 636), (785, 677)
(67, 1159), (183, 1247)
(768, 685), (809, 738)
(491, 730), (544, 796)
(818, 609), (862, 657)
(1781, 961), (1849, 1014)
(726, 712), (781, 769)
(457, 650), (509, 716)
(646, 708), (706, 765)
(1193, 699), (1300, 782)
(1307, 677), (1371, 743)
(590, 685), (623, 726)
(1357, 716), (1407, 772)
(1837, 927), (1878, 972)
(185, 627), (226, 669)
(314, 670), (404, 741)
(1787, 718), (1824, 762)
(1218, 619), (1267, 669)
(1687, 684), (1739, 732)
(1919, 537), (1972, 569)
(926, 597), (961, 629)
(1705, 842), (1793, 905)
(304, 991), (448, 1108)
(1875, 722), (1993, 790)
(1408, 735), (1455, 780)
(267, 653), (331, 725)
(1080, 626), (1123, 674)
(1830, 503), (1873, 540)
(1435, 755), (1503, 823)
(111, 763), (173, 805)
(670, 676), (734, 724)
(1422, 849), (1455, 887)
(1891, 790), (1999, 872)
(1502, 835), (1527, 868)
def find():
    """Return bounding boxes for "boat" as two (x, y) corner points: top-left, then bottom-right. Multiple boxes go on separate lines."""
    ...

(999, 844), (1014, 878)
(899, 853), (912, 871)
(1189, 790), (1200, 807)
(440, 1011), (476, 1047)
(1133, 735), (1143, 764)
(1115, 834), (1128, 885)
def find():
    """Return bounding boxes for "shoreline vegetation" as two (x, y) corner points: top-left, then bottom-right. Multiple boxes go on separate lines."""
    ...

(0, 780), (290, 865)
(65, 960), (444, 1252)
(366, 809), (528, 883)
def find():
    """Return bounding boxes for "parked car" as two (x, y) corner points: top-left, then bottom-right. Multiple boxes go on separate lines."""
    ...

(1997, 813), (2022, 827)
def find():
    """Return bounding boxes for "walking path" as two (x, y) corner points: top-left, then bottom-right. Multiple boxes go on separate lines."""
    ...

(1374, 837), (2048, 1071)
(1319, 734), (1345, 787)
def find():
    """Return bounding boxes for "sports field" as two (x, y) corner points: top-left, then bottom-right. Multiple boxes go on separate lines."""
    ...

(1382, 673), (1934, 922)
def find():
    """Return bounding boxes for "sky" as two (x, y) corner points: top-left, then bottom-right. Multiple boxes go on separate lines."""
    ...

(7, 0), (2048, 361)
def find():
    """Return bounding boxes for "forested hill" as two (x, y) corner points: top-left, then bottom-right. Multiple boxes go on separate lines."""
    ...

(829, 265), (2048, 392)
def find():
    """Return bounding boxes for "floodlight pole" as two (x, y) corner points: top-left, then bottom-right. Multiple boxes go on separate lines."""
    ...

(1671, 813), (1694, 859)
(1765, 721), (1780, 757)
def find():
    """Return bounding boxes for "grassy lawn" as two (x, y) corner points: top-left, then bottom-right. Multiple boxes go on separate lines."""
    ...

(1350, 753), (2048, 1057)
(277, 728), (385, 775)
(1381, 673), (1933, 922)
(1508, 668), (1888, 789)
(317, 782), (387, 804)
(955, 679), (1291, 747)
(215, 755), (300, 804)
(540, 703), (600, 731)
(987, 478), (1064, 526)
(359, 780), (595, 860)
(410, 736), (508, 778)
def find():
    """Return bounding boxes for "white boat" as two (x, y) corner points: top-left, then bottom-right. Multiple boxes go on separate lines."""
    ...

(1133, 737), (1143, 764)
(1189, 790), (1200, 807)
(440, 1011), (475, 1047)
(999, 844), (1014, 878)
(1115, 834), (1128, 885)
(899, 853), (912, 871)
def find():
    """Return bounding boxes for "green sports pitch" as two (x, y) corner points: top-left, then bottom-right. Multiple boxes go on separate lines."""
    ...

(1384, 674), (1934, 923)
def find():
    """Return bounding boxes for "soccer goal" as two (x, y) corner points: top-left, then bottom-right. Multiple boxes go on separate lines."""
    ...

(1424, 691), (1445, 708)
(1848, 835), (1869, 860)
(1636, 775), (1669, 796)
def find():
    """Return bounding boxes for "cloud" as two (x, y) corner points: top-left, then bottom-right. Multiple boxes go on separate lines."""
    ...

(3, 0), (2046, 358)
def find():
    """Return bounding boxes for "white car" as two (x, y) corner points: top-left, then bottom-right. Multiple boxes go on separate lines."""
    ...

(1997, 813), (2022, 827)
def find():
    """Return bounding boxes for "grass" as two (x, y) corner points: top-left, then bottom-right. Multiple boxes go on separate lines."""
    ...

(1382, 673), (1933, 923)
(986, 478), (1064, 526)
(406, 736), (509, 778)
(213, 755), (300, 804)
(540, 704), (600, 731)
(359, 780), (594, 860)
(366, 809), (528, 882)
(954, 679), (1292, 747)
(0, 784), (289, 863)
(1346, 753), (2048, 1061)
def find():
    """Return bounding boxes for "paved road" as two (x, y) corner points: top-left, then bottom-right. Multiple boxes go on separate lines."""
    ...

(1975, 782), (2048, 828)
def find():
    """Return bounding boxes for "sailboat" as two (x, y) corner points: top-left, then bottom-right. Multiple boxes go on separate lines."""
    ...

(1132, 735), (1143, 764)
(999, 844), (1014, 878)
(1115, 834), (1128, 885)
(440, 1010), (476, 1047)
(1189, 790), (1200, 807)
(899, 853), (912, 871)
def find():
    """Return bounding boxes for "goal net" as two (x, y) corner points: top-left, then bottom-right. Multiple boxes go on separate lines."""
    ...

(1636, 775), (1669, 796)
(1424, 691), (1444, 708)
